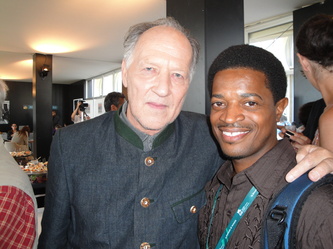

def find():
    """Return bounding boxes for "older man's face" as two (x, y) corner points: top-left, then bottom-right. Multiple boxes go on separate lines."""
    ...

(122, 26), (193, 135)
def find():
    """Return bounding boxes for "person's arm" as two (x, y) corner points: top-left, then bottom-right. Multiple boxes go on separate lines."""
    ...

(0, 186), (36, 248)
(286, 145), (333, 182)
(288, 132), (311, 151)
(84, 114), (90, 121)
(71, 102), (80, 122)
(279, 126), (311, 151)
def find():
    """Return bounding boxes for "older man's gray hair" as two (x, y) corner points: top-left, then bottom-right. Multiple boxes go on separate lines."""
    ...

(123, 17), (200, 81)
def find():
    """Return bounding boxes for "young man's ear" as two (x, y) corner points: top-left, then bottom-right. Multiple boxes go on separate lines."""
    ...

(275, 97), (289, 122)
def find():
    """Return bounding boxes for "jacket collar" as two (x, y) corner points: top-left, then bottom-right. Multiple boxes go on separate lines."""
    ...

(114, 105), (175, 150)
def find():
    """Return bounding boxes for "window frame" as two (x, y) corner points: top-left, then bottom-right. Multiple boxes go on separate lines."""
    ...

(83, 68), (122, 118)
(245, 13), (294, 123)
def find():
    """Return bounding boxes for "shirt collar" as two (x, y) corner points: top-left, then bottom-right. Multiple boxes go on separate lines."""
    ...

(115, 101), (175, 151)
(216, 138), (296, 198)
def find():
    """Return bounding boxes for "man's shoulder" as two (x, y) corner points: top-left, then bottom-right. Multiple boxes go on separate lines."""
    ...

(177, 111), (209, 126)
(55, 112), (116, 145)
(301, 183), (333, 214)
(179, 110), (207, 119)
(65, 112), (114, 132)
(296, 183), (333, 247)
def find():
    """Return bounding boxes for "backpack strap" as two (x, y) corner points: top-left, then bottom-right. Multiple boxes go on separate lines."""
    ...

(262, 173), (333, 249)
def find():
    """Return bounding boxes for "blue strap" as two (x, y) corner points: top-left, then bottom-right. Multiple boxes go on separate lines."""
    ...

(262, 173), (333, 249)
(206, 186), (259, 249)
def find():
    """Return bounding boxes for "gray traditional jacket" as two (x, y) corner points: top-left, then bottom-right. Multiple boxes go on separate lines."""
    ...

(38, 109), (222, 249)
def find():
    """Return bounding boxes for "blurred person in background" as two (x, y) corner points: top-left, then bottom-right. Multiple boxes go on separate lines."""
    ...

(71, 100), (90, 124)
(279, 100), (319, 151)
(0, 79), (38, 249)
(279, 14), (332, 152)
(103, 92), (125, 112)
(11, 125), (30, 151)
(52, 110), (61, 135)
(296, 14), (333, 150)
(52, 110), (60, 128)
(7, 123), (18, 140)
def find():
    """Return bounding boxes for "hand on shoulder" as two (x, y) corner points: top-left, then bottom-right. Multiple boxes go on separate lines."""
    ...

(286, 145), (333, 182)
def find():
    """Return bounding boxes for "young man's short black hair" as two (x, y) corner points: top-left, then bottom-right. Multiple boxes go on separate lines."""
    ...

(208, 44), (287, 103)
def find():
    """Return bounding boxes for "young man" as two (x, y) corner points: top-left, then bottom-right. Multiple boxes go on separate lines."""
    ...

(198, 45), (333, 249)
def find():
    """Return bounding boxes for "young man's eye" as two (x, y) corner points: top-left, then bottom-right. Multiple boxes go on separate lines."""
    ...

(211, 102), (224, 108)
(245, 101), (257, 107)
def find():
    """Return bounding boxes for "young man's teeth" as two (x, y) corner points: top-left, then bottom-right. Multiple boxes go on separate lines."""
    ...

(223, 131), (246, 137)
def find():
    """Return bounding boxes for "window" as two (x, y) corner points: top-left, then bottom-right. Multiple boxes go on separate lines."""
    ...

(103, 74), (114, 94)
(83, 69), (122, 118)
(85, 79), (93, 99)
(93, 77), (103, 98)
(245, 14), (294, 123)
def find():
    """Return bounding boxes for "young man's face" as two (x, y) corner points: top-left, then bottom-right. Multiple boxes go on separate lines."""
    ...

(210, 68), (287, 171)
(122, 26), (192, 135)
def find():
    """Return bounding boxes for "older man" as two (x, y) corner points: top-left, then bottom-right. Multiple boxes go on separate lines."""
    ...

(39, 17), (333, 249)
(0, 79), (38, 249)
(38, 17), (222, 249)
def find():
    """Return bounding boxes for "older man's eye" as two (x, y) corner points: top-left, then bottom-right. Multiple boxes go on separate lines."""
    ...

(174, 73), (183, 78)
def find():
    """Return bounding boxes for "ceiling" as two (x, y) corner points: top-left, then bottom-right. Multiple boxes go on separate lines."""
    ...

(0, 0), (322, 84)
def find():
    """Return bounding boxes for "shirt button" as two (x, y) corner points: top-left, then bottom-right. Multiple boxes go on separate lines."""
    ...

(144, 157), (155, 166)
(190, 205), (197, 214)
(140, 197), (151, 208)
(140, 242), (151, 249)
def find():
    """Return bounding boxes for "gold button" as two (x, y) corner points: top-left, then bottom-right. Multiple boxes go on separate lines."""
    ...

(140, 242), (151, 249)
(144, 157), (154, 166)
(190, 205), (197, 214)
(140, 197), (151, 208)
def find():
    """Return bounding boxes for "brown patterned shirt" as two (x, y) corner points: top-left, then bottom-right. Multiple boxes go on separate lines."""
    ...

(198, 138), (333, 249)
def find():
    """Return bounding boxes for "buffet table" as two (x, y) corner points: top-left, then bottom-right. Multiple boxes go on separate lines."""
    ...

(21, 160), (48, 208)
(10, 151), (48, 208)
